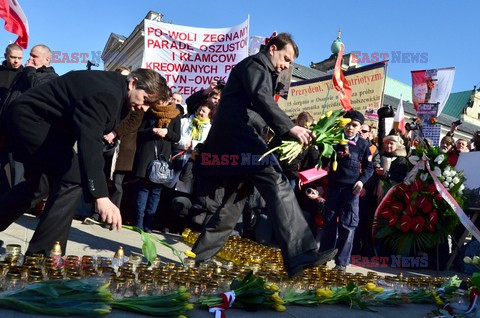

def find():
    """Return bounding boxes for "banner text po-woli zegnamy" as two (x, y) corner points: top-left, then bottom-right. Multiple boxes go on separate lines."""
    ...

(278, 62), (388, 119)
(142, 18), (249, 97)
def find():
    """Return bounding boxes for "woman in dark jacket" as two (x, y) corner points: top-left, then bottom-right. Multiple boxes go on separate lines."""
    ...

(132, 100), (181, 232)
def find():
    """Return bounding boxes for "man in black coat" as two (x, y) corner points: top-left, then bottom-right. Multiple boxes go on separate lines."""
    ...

(0, 43), (23, 195)
(1, 44), (59, 189)
(0, 68), (166, 255)
(192, 33), (336, 277)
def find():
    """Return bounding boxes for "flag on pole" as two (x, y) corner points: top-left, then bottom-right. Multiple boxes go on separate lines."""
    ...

(332, 43), (352, 111)
(393, 94), (406, 133)
(411, 67), (455, 114)
(0, 0), (29, 49)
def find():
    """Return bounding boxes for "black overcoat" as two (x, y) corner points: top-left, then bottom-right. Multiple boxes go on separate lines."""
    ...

(198, 51), (294, 176)
(7, 70), (128, 199)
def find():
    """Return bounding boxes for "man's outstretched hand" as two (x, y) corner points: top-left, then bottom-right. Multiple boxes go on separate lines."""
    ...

(96, 197), (122, 231)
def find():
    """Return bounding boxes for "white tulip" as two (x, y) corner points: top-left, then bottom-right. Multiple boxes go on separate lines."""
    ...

(443, 170), (450, 177)
(449, 170), (457, 177)
(453, 177), (460, 184)
(434, 167), (442, 177)
(409, 155), (420, 165)
(434, 155), (444, 164)
(464, 256), (473, 264)
(459, 189), (463, 195)
(420, 173), (428, 182)
(445, 165), (451, 171)
(460, 184), (465, 191)
(418, 161), (425, 171)
(443, 181), (450, 188)
(446, 177), (452, 183)
(450, 183), (455, 189)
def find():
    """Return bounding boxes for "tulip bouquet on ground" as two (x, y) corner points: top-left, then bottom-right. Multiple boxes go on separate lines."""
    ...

(260, 109), (351, 170)
(374, 146), (464, 256)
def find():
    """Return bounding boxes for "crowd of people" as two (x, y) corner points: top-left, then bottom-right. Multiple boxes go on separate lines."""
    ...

(0, 33), (479, 275)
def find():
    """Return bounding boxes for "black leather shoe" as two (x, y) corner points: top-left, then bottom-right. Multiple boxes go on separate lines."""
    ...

(285, 248), (337, 278)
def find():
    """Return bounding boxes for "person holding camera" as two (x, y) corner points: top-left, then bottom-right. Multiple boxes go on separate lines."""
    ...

(185, 80), (222, 116)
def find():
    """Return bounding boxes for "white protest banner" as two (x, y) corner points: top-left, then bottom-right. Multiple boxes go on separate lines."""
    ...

(142, 18), (249, 97)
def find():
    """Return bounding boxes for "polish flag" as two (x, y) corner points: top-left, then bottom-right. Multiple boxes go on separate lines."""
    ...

(332, 43), (353, 111)
(393, 95), (406, 134)
(0, 0), (29, 49)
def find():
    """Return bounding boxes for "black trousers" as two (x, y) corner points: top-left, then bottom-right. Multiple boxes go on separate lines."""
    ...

(111, 172), (126, 208)
(192, 165), (317, 264)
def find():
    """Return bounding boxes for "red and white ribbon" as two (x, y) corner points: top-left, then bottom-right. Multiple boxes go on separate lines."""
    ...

(425, 161), (480, 242)
(209, 291), (236, 318)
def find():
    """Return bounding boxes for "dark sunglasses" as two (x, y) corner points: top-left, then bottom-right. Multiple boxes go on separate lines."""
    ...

(361, 129), (370, 133)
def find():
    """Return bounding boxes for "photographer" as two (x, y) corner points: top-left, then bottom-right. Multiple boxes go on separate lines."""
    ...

(185, 80), (223, 116)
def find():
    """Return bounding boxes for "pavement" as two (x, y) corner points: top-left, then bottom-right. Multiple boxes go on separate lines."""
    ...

(0, 214), (469, 317)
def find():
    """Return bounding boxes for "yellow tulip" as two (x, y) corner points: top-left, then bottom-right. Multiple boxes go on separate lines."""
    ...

(181, 228), (191, 240)
(338, 118), (352, 127)
(320, 114), (326, 120)
(184, 250), (196, 258)
(373, 287), (384, 293)
(316, 288), (333, 298)
(332, 161), (338, 171)
(274, 304), (287, 312)
(184, 303), (194, 310)
(365, 282), (376, 291)
(325, 110), (333, 117)
(339, 140), (348, 145)
(473, 256), (480, 264)
(464, 256), (473, 264)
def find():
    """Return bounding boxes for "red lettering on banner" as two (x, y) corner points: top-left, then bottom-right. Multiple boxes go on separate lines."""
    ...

(224, 64), (236, 72)
(179, 53), (237, 63)
(202, 26), (248, 42)
(165, 74), (187, 84)
(147, 27), (162, 37)
(169, 86), (198, 95)
(193, 75), (226, 85)
(144, 62), (218, 74)
(167, 30), (197, 42)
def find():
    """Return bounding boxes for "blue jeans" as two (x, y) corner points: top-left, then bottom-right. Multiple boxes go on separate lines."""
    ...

(318, 184), (360, 266)
(134, 179), (163, 232)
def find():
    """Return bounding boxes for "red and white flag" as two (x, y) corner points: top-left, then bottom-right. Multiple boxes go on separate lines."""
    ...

(0, 0), (29, 49)
(332, 43), (352, 111)
(393, 94), (406, 133)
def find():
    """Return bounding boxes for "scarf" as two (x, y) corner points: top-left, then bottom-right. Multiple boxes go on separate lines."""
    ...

(150, 103), (179, 128)
(190, 115), (210, 141)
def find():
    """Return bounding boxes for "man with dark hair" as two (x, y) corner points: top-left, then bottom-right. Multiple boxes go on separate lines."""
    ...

(319, 110), (373, 272)
(0, 68), (165, 256)
(193, 32), (336, 277)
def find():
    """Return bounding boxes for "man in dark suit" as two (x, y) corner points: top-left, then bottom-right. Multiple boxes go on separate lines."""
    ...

(0, 68), (167, 255)
(192, 33), (336, 277)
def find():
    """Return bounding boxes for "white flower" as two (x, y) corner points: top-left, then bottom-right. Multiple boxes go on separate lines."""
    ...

(459, 189), (463, 195)
(450, 183), (455, 189)
(438, 176), (445, 181)
(446, 177), (452, 183)
(453, 177), (460, 184)
(460, 184), (465, 191)
(420, 173), (428, 182)
(445, 165), (451, 171)
(443, 181), (450, 188)
(409, 155), (420, 165)
(434, 167), (442, 177)
(443, 170), (450, 177)
(418, 160), (425, 171)
(434, 155), (444, 164)
(450, 170), (457, 177)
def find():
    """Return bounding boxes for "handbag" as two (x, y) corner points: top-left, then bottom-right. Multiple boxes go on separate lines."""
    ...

(147, 144), (174, 184)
